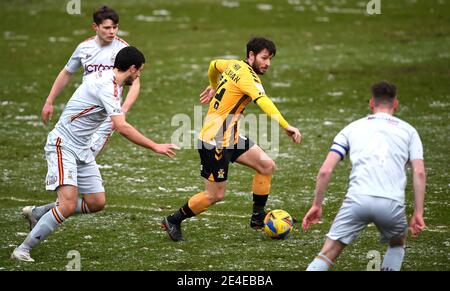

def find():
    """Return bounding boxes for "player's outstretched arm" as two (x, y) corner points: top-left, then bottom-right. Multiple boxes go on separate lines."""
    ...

(409, 159), (426, 238)
(42, 68), (73, 125)
(110, 115), (179, 158)
(255, 96), (301, 144)
(121, 77), (140, 114)
(302, 152), (341, 230)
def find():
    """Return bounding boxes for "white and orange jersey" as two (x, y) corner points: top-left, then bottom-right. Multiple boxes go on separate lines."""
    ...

(65, 35), (129, 80)
(51, 70), (123, 151)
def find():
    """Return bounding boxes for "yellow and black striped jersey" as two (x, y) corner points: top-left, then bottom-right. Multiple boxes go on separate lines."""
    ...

(199, 59), (267, 147)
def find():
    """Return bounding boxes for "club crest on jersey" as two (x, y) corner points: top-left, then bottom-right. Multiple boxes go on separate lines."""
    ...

(68, 169), (75, 180)
(255, 83), (265, 94)
(218, 169), (225, 179)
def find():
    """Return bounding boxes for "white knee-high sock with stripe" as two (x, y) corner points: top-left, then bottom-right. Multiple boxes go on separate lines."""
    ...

(19, 207), (66, 252)
(32, 198), (89, 221)
(381, 246), (405, 271)
(306, 253), (334, 271)
(32, 202), (56, 220)
(75, 197), (90, 214)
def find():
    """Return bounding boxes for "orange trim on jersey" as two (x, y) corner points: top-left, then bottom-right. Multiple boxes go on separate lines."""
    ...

(81, 36), (96, 43)
(114, 36), (129, 46)
(56, 137), (64, 186)
(231, 123), (240, 145)
(70, 105), (99, 122)
(52, 208), (63, 224)
(231, 100), (249, 143)
(113, 77), (118, 97)
(97, 131), (112, 157)
(214, 95), (251, 145)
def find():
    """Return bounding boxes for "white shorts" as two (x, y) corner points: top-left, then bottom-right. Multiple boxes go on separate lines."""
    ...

(90, 117), (114, 157)
(326, 195), (407, 245)
(45, 135), (104, 194)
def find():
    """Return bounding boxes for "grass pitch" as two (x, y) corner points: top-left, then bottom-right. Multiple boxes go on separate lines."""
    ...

(0, 0), (449, 271)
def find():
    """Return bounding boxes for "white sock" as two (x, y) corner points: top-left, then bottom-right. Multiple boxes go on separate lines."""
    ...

(75, 197), (90, 214)
(32, 202), (56, 220)
(381, 246), (405, 271)
(19, 207), (65, 252)
(306, 253), (333, 271)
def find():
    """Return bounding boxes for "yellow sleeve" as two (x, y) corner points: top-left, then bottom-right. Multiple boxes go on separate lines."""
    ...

(238, 75), (265, 101)
(208, 60), (234, 88)
(255, 96), (290, 129)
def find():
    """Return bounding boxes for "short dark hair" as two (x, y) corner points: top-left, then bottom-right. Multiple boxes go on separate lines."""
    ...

(246, 37), (276, 58)
(93, 6), (119, 25)
(371, 81), (397, 106)
(114, 47), (145, 72)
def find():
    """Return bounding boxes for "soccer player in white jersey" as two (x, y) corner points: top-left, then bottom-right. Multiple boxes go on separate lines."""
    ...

(22, 6), (138, 230)
(302, 81), (426, 271)
(11, 46), (179, 262)
(41, 5), (138, 155)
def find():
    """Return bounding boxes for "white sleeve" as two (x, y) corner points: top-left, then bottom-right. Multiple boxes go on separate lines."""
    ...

(119, 41), (129, 50)
(330, 126), (350, 160)
(98, 79), (123, 117)
(65, 44), (83, 73)
(409, 129), (423, 161)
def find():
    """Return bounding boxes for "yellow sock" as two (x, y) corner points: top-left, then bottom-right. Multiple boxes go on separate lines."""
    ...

(188, 192), (211, 215)
(252, 172), (272, 195)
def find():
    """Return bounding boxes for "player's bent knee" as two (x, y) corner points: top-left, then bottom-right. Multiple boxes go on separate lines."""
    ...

(214, 191), (225, 202)
(205, 188), (225, 203)
(269, 160), (276, 174)
(86, 194), (106, 213)
(389, 235), (406, 247)
(260, 160), (276, 176)
(89, 202), (105, 213)
(58, 201), (77, 217)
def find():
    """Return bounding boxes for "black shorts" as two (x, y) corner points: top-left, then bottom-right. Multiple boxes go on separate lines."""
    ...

(197, 136), (255, 182)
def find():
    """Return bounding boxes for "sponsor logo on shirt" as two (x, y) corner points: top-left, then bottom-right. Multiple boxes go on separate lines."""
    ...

(368, 115), (399, 125)
(84, 64), (114, 73)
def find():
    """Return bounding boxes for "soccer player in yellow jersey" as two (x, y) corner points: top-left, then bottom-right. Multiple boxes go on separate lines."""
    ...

(162, 37), (301, 241)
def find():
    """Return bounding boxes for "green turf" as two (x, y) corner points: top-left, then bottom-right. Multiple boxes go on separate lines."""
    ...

(0, 0), (449, 271)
